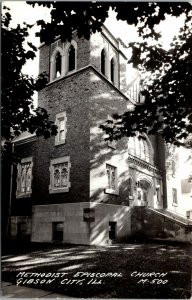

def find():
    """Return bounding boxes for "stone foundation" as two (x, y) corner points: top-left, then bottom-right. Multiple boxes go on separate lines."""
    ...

(31, 202), (131, 245)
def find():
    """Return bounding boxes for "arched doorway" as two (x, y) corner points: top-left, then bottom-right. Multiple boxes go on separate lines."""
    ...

(137, 179), (153, 206)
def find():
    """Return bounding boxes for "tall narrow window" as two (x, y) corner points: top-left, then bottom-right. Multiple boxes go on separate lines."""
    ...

(55, 52), (62, 78)
(110, 58), (115, 83)
(68, 45), (75, 72)
(16, 157), (33, 198)
(128, 177), (133, 198)
(55, 112), (67, 145)
(172, 160), (176, 177)
(172, 188), (178, 205)
(49, 157), (71, 193)
(105, 164), (119, 195)
(144, 140), (150, 162)
(140, 139), (145, 160)
(101, 49), (106, 76)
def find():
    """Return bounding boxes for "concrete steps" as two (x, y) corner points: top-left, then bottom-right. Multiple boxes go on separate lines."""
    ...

(131, 206), (192, 243)
(150, 208), (192, 226)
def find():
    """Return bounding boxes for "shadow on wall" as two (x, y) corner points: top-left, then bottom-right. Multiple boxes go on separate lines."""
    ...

(89, 70), (130, 206)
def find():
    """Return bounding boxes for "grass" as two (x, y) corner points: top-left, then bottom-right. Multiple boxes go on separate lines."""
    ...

(2, 240), (192, 298)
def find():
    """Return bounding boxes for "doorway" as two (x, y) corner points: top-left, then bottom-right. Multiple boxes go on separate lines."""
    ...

(109, 222), (117, 241)
(137, 180), (151, 206)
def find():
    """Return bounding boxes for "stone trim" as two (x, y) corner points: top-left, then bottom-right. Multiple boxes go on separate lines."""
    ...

(55, 111), (67, 146)
(16, 157), (33, 199)
(128, 154), (161, 175)
(49, 156), (71, 194)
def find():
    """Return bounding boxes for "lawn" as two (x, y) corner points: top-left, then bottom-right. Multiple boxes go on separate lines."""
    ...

(2, 240), (192, 299)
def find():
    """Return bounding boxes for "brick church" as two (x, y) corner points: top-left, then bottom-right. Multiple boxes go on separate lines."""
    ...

(4, 24), (192, 244)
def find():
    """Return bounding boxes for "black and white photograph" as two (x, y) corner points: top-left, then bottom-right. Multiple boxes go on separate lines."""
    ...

(1, 1), (192, 299)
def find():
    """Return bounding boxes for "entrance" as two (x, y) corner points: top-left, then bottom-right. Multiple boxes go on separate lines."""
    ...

(109, 222), (117, 241)
(137, 180), (151, 206)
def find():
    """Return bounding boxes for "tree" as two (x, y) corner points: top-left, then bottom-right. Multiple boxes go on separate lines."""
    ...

(28, 1), (192, 147)
(1, 6), (57, 161)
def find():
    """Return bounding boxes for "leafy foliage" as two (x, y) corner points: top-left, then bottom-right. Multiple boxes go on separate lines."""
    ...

(28, 2), (192, 147)
(28, 2), (191, 42)
(1, 7), (57, 146)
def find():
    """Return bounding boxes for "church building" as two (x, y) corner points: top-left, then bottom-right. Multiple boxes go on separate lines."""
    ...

(6, 24), (192, 244)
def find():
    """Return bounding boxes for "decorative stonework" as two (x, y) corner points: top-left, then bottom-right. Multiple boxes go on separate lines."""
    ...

(128, 154), (161, 175)
(49, 156), (71, 193)
(16, 157), (33, 198)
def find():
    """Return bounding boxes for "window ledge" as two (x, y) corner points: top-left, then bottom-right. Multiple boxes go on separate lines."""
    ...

(16, 193), (32, 199)
(104, 188), (119, 196)
(49, 187), (70, 194)
(50, 70), (76, 85)
(55, 141), (66, 146)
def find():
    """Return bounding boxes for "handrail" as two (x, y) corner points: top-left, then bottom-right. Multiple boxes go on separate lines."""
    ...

(146, 207), (192, 226)
(165, 208), (192, 220)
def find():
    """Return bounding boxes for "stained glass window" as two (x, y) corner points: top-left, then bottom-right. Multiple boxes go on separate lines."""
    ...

(53, 163), (68, 189)
(17, 158), (33, 197)
(49, 157), (71, 193)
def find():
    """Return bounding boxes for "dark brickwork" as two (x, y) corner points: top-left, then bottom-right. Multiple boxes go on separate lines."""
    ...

(39, 33), (90, 81)
(13, 70), (93, 210)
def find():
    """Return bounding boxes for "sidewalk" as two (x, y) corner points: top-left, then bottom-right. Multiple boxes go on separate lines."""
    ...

(1, 282), (73, 298)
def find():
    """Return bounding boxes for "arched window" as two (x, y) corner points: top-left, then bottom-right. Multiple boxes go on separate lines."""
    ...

(101, 49), (106, 76)
(128, 136), (151, 163)
(68, 45), (76, 72)
(110, 58), (115, 83)
(55, 52), (62, 78)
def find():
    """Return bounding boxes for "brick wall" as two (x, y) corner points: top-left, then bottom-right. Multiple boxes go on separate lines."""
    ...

(39, 33), (90, 80)
(13, 69), (94, 211)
